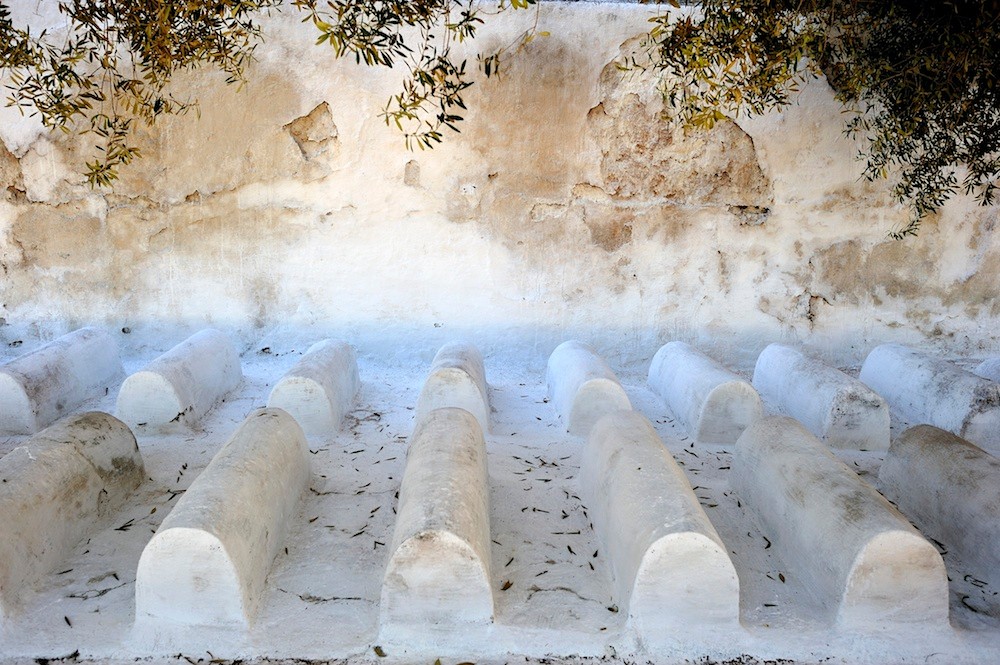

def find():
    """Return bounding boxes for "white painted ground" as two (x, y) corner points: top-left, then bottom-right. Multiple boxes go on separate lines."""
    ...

(0, 346), (998, 665)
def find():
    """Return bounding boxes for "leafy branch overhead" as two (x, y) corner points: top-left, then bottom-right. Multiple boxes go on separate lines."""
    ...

(292, 0), (538, 151)
(0, 0), (536, 186)
(0, 0), (284, 187)
(639, 0), (1000, 236)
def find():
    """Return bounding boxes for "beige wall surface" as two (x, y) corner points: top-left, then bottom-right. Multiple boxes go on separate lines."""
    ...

(1, 3), (996, 370)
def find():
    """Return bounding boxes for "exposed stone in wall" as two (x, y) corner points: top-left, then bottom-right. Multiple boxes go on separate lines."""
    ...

(587, 96), (771, 209)
(285, 102), (338, 159)
(588, 38), (772, 211)
(730, 205), (770, 227)
(0, 140), (25, 202)
(404, 160), (421, 187)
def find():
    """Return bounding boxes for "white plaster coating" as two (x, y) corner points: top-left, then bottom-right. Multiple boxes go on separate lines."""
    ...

(879, 425), (1000, 614)
(753, 344), (889, 450)
(546, 341), (631, 436)
(116, 329), (242, 431)
(733, 416), (948, 628)
(414, 341), (490, 433)
(0, 328), (123, 435)
(581, 410), (740, 641)
(0, 412), (143, 622)
(648, 341), (763, 444)
(860, 344), (1000, 455)
(134, 408), (310, 629)
(267, 339), (359, 435)
(382, 407), (493, 631)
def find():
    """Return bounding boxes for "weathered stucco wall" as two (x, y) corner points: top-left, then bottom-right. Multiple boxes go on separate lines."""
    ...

(0, 2), (997, 370)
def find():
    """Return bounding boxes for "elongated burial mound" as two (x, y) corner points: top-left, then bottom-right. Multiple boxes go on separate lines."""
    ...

(546, 340), (631, 436)
(753, 344), (889, 450)
(414, 342), (490, 433)
(733, 416), (948, 628)
(974, 357), (1000, 384)
(116, 329), (242, 430)
(0, 412), (143, 623)
(0, 328), (122, 434)
(648, 341), (762, 444)
(581, 411), (740, 643)
(382, 407), (493, 632)
(880, 425), (1000, 614)
(134, 408), (310, 629)
(267, 339), (359, 434)
(861, 344), (1000, 455)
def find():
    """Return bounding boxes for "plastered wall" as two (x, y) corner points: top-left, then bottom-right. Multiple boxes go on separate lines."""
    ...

(0, 2), (997, 370)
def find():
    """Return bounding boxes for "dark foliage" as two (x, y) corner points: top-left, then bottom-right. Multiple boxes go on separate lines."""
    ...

(641, 0), (1000, 235)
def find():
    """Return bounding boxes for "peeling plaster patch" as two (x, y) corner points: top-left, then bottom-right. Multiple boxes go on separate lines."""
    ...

(587, 37), (774, 215)
(497, 200), (577, 255)
(812, 239), (929, 303)
(571, 183), (612, 202)
(18, 136), (79, 203)
(0, 139), (25, 202)
(587, 87), (773, 208)
(404, 160), (420, 187)
(581, 203), (632, 252)
(12, 201), (104, 269)
(941, 250), (1000, 318)
(284, 102), (338, 159)
(451, 29), (775, 288)
(808, 235), (1000, 320)
(953, 210), (1000, 282)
